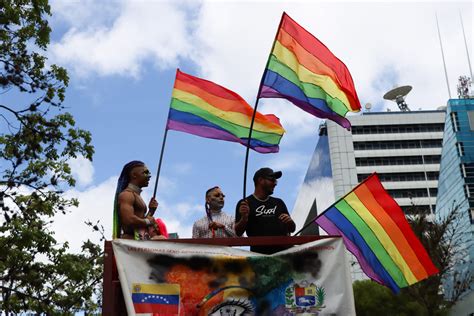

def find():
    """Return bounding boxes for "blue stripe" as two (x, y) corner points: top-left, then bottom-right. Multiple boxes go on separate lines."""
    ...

(324, 207), (400, 293)
(262, 69), (337, 115)
(168, 108), (277, 148)
(132, 293), (179, 305)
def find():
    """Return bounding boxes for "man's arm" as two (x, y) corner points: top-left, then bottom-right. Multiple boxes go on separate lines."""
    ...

(278, 201), (296, 233)
(234, 200), (249, 236)
(118, 192), (153, 228)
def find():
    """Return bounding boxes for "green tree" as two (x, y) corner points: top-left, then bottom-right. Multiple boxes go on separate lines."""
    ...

(353, 279), (427, 316)
(403, 203), (473, 315)
(1, 1), (103, 314)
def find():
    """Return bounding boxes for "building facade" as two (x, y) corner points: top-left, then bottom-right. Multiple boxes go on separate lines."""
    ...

(435, 98), (474, 312)
(292, 109), (446, 279)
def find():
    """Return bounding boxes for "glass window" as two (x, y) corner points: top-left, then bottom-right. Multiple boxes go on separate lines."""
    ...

(468, 111), (474, 131)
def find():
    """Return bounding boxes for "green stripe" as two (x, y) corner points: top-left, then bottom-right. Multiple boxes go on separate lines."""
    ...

(170, 98), (283, 144)
(336, 199), (409, 287)
(267, 55), (349, 117)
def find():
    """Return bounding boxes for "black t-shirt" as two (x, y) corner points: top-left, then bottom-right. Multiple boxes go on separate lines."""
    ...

(235, 195), (291, 254)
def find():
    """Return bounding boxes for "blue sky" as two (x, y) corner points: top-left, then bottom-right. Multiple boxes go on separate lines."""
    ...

(39, 0), (472, 251)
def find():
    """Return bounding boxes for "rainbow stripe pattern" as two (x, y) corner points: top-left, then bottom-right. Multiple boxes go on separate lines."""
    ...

(258, 13), (361, 129)
(315, 173), (438, 293)
(167, 69), (285, 153)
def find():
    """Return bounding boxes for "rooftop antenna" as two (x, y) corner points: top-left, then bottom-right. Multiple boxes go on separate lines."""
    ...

(459, 12), (473, 80)
(436, 13), (452, 98)
(364, 102), (372, 112)
(383, 85), (412, 111)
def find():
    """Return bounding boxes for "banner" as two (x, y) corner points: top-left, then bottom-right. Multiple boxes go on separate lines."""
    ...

(113, 238), (355, 315)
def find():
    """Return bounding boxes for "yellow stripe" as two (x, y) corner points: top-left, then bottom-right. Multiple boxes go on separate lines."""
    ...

(172, 89), (285, 134)
(132, 283), (180, 295)
(272, 41), (351, 109)
(345, 192), (418, 285)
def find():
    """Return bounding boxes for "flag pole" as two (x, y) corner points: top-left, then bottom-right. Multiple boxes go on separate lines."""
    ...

(243, 12), (286, 199)
(293, 172), (377, 236)
(152, 126), (169, 198)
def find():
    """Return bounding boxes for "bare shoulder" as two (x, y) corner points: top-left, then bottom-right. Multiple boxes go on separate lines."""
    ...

(118, 190), (135, 203)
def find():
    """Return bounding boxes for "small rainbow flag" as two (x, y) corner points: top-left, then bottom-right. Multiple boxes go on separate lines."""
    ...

(258, 12), (361, 129)
(167, 69), (285, 153)
(315, 173), (438, 293)
(132, 283), (180, 314)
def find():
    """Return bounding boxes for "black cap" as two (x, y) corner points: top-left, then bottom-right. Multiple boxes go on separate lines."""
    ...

(253, 167), (282, 182)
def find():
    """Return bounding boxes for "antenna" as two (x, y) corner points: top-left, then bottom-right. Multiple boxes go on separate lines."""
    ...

(383, 85), (412, 111)
(364, 103), (372, 112)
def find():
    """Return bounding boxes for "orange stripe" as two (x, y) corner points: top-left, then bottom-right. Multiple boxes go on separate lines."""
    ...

(277, 28), (342, 92)
(354, 184), (429, 281)
(174, 79), (283, 130)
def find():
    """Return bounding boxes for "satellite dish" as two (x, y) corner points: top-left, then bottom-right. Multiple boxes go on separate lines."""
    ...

(383, 85), (412, 111)
(364, 103), (372, 112)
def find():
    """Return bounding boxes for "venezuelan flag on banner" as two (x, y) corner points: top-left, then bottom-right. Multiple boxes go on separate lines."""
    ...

(259, 12), (361, 129)
(132, 283), (180, 314)
(315, 173), (438, 293)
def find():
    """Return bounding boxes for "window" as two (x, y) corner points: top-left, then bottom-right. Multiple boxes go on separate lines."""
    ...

(468, 111), (474, 131)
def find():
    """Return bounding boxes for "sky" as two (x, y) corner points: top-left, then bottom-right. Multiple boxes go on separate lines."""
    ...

(36, 0), (473, 252)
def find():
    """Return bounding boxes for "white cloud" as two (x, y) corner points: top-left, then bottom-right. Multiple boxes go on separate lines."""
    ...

(50, 175), (204, 253)
(50, 1), (194, 77)
(68, 156), (94, 187)
(191, 1), (472, 112)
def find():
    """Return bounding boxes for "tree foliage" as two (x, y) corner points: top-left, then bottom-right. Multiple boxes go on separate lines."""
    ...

(353, 204), (473, 316)
(1, 0), (102, 314)
(353, 280), (427, 316)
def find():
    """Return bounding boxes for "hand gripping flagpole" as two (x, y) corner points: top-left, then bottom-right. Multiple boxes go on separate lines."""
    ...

(243, 12), (286, 199)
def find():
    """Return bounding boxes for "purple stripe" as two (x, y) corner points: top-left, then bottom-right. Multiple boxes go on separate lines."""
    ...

(260, 85), (351, 129)
(316, 215), (384, 284)
(167, 120), (279, 154)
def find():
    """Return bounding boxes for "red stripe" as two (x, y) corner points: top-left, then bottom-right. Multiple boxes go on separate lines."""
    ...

(364, 174), (439, 276)
(176, 69), (243, 102)
(279, 13), (361, 111)
(134, 303), (179, 314)
(174, 70), (284, 129)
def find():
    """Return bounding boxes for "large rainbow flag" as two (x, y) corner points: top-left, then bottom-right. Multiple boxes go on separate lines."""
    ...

(258, 12), (361, 129)
(167, 69), (285, 153)
(315, 173), (438, 293)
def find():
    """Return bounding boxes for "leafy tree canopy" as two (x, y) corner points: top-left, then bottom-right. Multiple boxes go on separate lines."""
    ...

(1, 0), (103, 314)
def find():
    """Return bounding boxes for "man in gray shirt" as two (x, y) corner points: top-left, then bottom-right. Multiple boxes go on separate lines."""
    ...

(192, 186), (236, 238)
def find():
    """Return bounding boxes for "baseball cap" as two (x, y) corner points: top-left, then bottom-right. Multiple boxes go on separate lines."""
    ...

(253, 167), (282, 182)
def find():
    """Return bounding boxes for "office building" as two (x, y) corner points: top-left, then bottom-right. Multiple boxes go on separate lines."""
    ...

(292, 109), (446, 279)
(435, 98), (474, 313)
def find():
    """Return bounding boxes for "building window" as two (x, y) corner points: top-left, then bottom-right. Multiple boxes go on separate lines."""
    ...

(468, 111), (474, 131)
(457, 142), (465, 156)
(451, 112), (459, 132)
(356, 155), (440, 167)
(351, 123), (444, 135)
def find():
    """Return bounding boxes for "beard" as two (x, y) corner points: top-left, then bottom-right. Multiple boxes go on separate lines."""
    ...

(209, 200), (224, 210)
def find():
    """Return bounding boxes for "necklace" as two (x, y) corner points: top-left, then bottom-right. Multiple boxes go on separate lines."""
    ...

(127, 183), (142, 194)
(252, 194), (269, 202)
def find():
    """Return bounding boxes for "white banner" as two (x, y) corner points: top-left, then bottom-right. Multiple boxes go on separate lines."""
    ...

(112, 238), (355, 315)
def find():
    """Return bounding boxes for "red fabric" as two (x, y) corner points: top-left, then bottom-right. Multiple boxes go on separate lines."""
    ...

(155, 218), (169, 238)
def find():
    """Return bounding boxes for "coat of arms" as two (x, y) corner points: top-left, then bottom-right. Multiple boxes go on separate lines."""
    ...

(285, 281), (326, 315)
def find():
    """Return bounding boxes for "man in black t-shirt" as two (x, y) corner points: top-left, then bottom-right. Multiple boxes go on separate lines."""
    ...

(235, 167), (296, 254)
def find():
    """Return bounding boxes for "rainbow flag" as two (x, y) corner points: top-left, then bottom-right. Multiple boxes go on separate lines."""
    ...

(132, 283), (180, 314)
(258, 12), (361, 129)
(315, 173), (438, 293)
(167, 69), (285, 153)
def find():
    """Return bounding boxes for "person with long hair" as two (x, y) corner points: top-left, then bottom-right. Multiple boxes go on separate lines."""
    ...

(112, 160), (167, 240)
